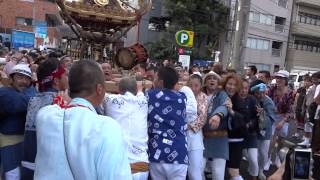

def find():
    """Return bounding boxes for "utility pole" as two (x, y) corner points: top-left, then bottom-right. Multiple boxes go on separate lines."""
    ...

(237, 0), (251, 73)
(228, 0), (251, 73)
(32, 0), (36, 47)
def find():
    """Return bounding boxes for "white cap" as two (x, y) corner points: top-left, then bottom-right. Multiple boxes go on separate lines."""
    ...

(203, 71), (221, 82)
(10, 64), (32, 78)
(274, 70), (289, 78)
(192, 71), (202, 77)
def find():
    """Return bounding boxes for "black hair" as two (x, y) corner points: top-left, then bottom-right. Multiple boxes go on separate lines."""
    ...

(69, 60), (105, 98)
(157, 66), (179, 90)
(37, 57), (61, 92)
(48, 52), (59, 58)
(227, 69), (237, 74)
(242, 78), (249, 84)
(259, 70), (271, 79)
(20, 49), (28, 55)
(248, 65), (258, 75)
(312, 71), (320, 79)
(137, 62), (147, 71)
(146, 64), (158, 72)
(303, 74), (312, 82)
(250, 79), (265, 87)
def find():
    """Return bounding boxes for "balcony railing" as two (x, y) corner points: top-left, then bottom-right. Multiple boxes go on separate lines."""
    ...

(275, 24), (285, 32)
(272, 48), (282, 57)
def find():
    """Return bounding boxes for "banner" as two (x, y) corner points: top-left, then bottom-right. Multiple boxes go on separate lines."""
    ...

(11, 30), (35, 49)
(34, 21), (48, 39)
(178, 55), (191, 70)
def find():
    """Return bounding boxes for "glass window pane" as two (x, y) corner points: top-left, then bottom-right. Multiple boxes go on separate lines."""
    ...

(249, 12), (254, 21)
(303, 43), (308, 51)
(263, 40), (269, 50)
(317, 18), (320, 26)
(257, 40), (264, 49)
(266, 16), (272, 25)
(307, 16), (312, 24)
(260, 14), (266, 24)
(300, 14), (306, 23)
(253, 13), (260, 23)
(16, 17), (25, 25)
(251, 39), (257, 49)
(247, 38), (251, 47)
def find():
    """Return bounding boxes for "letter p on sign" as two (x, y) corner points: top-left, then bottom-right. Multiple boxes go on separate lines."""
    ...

(175, 30), (194, 48)
(180, 33), (189, 44)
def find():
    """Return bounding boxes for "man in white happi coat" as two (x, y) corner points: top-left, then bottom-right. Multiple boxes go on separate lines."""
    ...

(34, 60), (132, 180)
(100, 77), (149, 180)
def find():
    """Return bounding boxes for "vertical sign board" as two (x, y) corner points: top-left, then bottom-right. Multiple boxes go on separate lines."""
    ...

(176, 30), (194, 69)
(35, 21), (48, 39)
(179, 55), (191, 69)
(11, 30), (35, 49)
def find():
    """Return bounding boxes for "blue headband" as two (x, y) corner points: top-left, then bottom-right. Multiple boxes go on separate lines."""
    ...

(250, 83), (267, 92)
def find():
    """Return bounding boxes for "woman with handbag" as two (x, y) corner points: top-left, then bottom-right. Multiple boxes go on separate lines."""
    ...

(250, 80), (278, 180)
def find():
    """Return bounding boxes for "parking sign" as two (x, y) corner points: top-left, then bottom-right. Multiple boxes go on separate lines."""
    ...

(175, 30), (194, 48)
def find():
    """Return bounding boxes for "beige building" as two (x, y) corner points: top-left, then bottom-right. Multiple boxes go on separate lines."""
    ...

(286, 0), (320, 73)
(243, 0), (293, 73)
(222, 0), (294, 73)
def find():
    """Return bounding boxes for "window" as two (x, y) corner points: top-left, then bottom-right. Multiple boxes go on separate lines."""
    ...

(298, 12), (320, 26)
(300, 14), (306, 23)
(46, 14), (58, 27)
(148, 17), (170, 31)
(306, 16), (312, 24)
(263, 41), (269, 49)
(16, 17), (33, 26)
(317, 17), (320, 26)
(272, 41), (283, 57)
(247, 63), (271, 71)
(260, 14), (267, 24)
(275, 16), (286, 32)
(249, 12), (272, 25)
(266, 15), (272, 25)
(253, 12), (260, 23)
(293, 39), (320, 54)
(278, 0), (288, 8)
(247, 37), (269, 50)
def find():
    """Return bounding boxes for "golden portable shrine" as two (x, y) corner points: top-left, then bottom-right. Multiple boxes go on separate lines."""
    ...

(56, 0), (152, 70)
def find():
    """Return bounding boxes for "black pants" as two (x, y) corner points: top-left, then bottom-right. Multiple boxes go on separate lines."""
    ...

(227, 141), (244, 169)
(21, 167), (34, 180)
(313, 154), (320, 179)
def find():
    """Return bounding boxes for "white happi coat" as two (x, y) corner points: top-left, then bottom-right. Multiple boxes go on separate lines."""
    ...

(34, 98), (132, 180)
(180, 86), (204, 151)
(101, 92), (149, 163)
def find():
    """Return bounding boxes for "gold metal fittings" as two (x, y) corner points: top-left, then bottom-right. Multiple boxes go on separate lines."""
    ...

(94, 0), (109, 6)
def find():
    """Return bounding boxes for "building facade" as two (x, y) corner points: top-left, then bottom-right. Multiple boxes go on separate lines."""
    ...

(286, 0), (320, 73)
(124, 0), (167, 46)
(236, 0), (293, 73)
(0, 0), (61, 49)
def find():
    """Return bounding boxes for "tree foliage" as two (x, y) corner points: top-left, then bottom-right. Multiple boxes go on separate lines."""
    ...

(147, 0), (229, 60)
(145, 36), (178, 61)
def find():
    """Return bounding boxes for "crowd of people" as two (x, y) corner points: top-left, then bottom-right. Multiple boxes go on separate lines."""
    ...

(0, 49), (319, 180)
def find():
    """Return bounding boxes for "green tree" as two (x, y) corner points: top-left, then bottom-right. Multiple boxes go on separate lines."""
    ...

(145, 37), (178, 61)
(148, 0), (229, 60)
